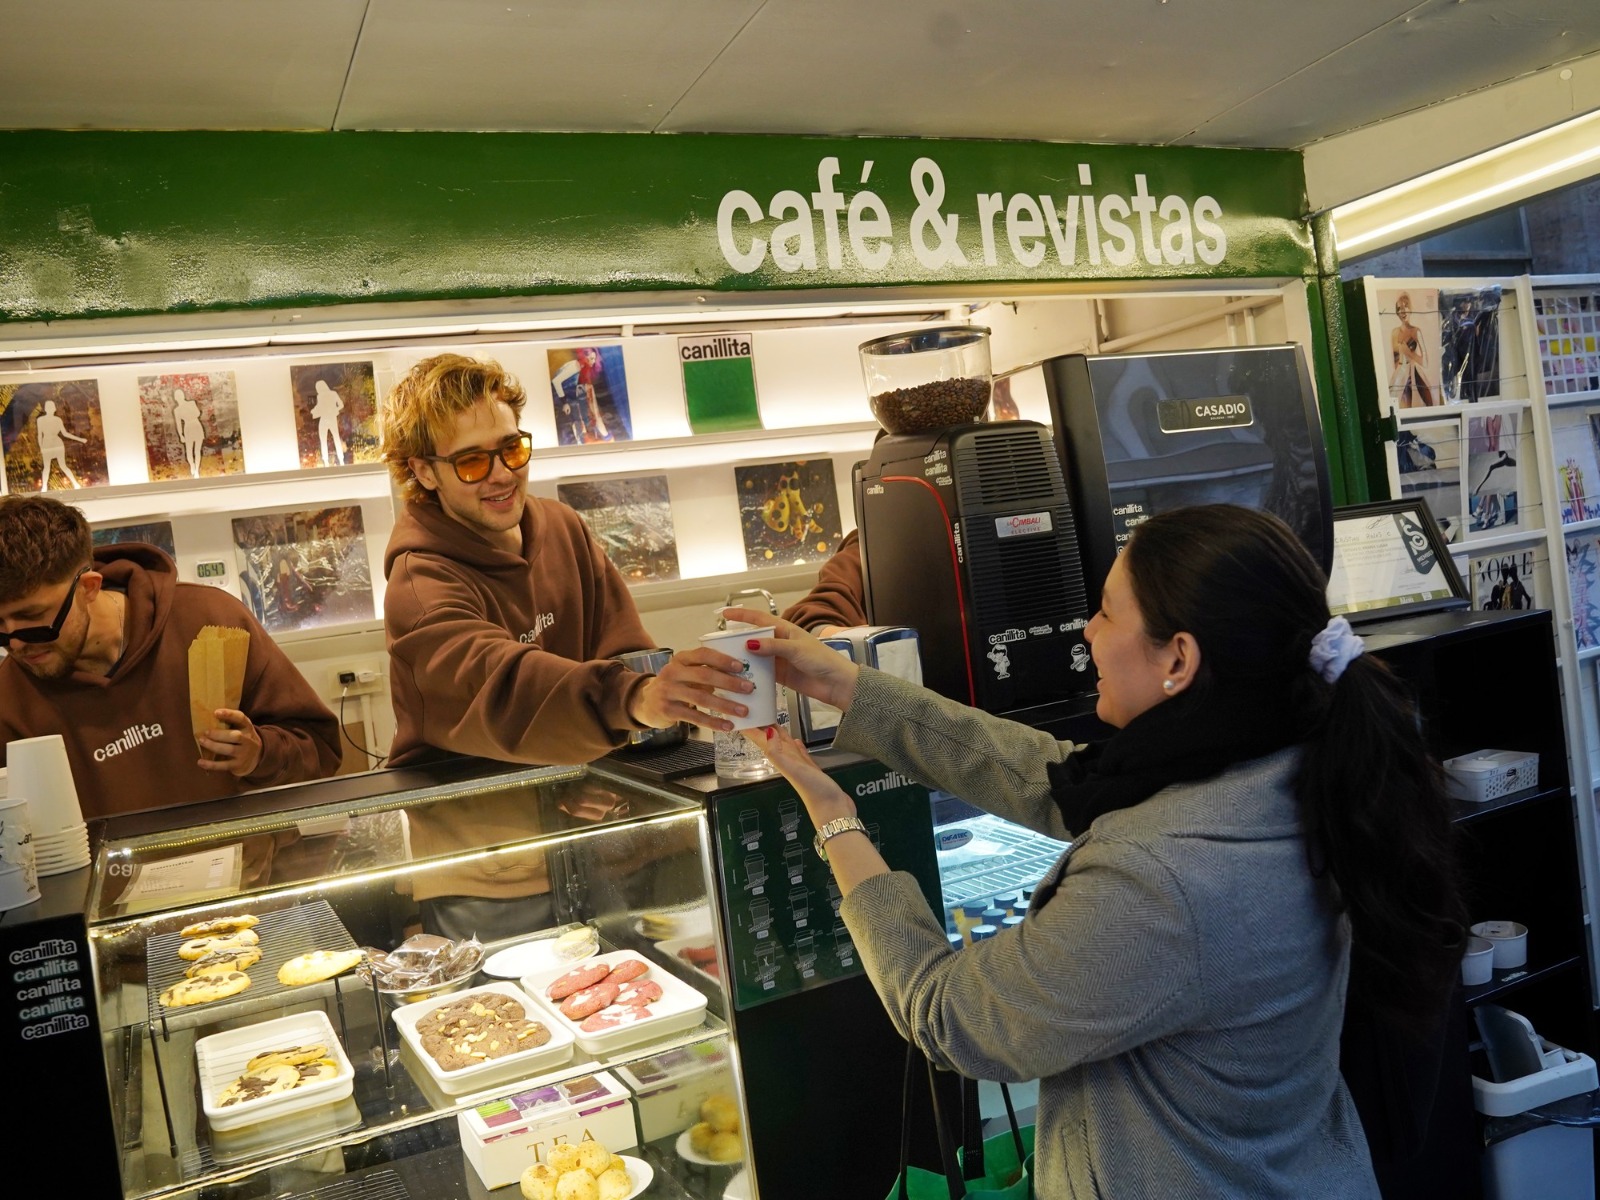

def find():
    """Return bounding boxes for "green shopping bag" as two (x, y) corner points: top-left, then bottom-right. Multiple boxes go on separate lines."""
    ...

(886, 1045), (1034, 1200)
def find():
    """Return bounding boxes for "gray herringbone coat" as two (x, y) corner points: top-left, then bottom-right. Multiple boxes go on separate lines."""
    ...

(835, 669), (1379, 1199)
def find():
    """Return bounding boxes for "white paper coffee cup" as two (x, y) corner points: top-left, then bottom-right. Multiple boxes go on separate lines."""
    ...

(0, 796), (38, 906)
(699, 624), (778, 730)
(6, 733), (84, 835)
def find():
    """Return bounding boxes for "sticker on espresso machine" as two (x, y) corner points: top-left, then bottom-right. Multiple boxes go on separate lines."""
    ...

(1157, 394), (1255, 432)
(994, 511), (1054, 539)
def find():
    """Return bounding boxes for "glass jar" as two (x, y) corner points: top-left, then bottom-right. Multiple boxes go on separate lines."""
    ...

(857, 325), (993, 434)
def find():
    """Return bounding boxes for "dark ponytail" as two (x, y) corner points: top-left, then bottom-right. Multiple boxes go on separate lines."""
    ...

(1124, 505), (1466, 1033)
(1298, 654), (1467, 1033)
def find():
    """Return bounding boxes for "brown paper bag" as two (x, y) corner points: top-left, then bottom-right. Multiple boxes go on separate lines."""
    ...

(188, 625), (249, 754)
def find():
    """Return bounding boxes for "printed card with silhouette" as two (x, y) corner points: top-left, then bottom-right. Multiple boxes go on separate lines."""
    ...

(289, 360), (380, 468)
(734, 459), (844, 570)
(0, 378), (110, 492)
(556, 474), (680, 582)
(139, 371), (245, 481)
(231, 506), (373, 633)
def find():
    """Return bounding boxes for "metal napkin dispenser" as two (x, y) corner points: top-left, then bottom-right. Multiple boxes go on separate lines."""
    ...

(786, 627), (922, 747)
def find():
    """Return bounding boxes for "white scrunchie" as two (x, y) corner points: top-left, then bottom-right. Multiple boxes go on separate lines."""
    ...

(1308, 615), (1365, 684)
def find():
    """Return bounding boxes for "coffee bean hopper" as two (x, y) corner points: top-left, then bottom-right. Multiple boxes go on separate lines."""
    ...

(852, 325), (1099, 723)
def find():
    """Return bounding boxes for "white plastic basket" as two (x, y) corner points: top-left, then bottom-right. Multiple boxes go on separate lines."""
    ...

(196, 1010), (353, 1132)
(1443, 750), (1540, 803)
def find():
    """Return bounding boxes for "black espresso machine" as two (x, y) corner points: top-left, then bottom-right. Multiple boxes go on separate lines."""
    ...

(853, 419), (1098, 717)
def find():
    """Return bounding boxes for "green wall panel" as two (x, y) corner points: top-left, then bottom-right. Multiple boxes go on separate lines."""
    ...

(0, 131), (1313, 323)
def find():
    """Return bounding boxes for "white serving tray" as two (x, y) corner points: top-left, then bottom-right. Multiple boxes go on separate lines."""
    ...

(391, 980), (575, 1096)
(196, 1010), (354, 1133)
(522, 950), (710, 1056)
(655, 933), (723, 989)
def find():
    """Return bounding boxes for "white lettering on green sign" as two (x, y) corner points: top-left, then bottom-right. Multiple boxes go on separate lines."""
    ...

(717, 157), (1227, 275)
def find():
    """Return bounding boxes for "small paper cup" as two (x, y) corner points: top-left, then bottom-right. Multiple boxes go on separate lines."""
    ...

(1461, 936), (1495, 985)
(6, 733), (84, 835)
(699, 625), (777, 729)
(1470, 921), (1528, 969)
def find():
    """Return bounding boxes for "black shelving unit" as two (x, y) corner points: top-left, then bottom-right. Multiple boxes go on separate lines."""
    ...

(1361, 607), (1593, 1200)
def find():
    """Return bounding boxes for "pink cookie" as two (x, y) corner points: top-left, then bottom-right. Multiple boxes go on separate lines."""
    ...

(615, 980), (663, 1007)
(546, 962), (610, 1001)
(560, 979), (620, 1020)
(604, 958), (650, 985)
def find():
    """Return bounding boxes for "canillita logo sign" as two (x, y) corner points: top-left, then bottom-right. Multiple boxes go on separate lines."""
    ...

(718, 157), (1229, 275)
(1157, 395), (1255, 433)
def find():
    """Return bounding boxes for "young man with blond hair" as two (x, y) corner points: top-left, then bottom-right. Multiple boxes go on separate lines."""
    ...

(0, 495), (342, 818)
(380, 352), (754, 769)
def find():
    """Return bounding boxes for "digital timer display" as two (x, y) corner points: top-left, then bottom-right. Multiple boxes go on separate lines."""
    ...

(195, 560), (227, 580)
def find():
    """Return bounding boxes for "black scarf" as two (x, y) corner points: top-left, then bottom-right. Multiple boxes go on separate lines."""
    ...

(1046, 682), (1303, 835)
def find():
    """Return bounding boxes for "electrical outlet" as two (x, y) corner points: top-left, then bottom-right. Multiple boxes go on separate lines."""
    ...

(329, 660), (386, 696)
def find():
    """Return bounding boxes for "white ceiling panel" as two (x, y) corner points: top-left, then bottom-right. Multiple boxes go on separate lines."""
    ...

(335, 0), (766, 131)
(0, 0), (368, 130)
(1194, 0), (1600, 147)
(655, 0), (1428, 144)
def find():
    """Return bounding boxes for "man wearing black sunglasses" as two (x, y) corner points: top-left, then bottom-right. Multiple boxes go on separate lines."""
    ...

(0, 496), (343, 818)
(381, 352), (755, 771)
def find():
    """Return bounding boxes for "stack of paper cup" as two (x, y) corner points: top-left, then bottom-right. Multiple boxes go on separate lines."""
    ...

(0, 795), (40, 911)
(7, 734), (89, 876)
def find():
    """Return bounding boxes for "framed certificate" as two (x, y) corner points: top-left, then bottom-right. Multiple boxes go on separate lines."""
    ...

(1326, 499), (1469, 622)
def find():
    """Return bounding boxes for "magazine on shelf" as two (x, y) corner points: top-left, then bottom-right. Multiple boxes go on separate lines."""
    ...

(1551, 411), (1600, 524)
(231, 506), (374, 633)
(1567, 533), (1600, 651)
(1439, 286), (1502, 403)
(547, 346), (633, 446)
(1396, 419), (1464, 543)
(556, 474), (681, 583)
(1469, 548), (1545, 612)
(1377, 286), (1444, 409)
(734, 458), (844, 570)
(1465, 411), (1520, 534)
(92, 521), (177, 559)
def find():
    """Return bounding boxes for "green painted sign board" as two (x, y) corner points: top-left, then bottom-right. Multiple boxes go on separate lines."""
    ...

(0, 131), (1312, 324)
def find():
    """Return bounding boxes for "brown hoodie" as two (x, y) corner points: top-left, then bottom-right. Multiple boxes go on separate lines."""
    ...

(0, 544), (343, 819)
(781, 529), (868, 632)
(382, 497), (655, 768)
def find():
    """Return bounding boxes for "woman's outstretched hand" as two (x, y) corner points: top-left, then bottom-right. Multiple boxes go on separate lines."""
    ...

(741, 722), (856, 829)
(720, 607), (861, 715)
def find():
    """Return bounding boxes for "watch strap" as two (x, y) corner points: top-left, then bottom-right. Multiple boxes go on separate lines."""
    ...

(813, 815), (867, 862)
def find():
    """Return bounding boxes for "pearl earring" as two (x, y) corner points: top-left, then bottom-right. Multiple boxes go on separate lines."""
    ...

(1162, 679), (1175, 692)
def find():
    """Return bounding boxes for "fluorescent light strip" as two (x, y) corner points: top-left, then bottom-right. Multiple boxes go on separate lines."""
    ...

(1333, 109), (1600, 256)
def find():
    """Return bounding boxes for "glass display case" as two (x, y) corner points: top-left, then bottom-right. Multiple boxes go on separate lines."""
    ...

(71, 757), (755, 1200)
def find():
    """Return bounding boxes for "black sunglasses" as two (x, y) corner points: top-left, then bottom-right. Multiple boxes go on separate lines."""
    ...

(4, 565), (90, 646)
(422, 432), (534, 484)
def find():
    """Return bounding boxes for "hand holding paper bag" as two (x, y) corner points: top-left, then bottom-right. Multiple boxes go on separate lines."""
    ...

(188, 626), (262, 777)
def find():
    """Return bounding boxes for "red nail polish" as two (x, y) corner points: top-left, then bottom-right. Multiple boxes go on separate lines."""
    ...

(765, 726), (775, 740)
(746, 639), (761, 651)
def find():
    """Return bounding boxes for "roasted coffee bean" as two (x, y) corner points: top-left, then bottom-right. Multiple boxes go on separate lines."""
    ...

(871, 377), (990, 433)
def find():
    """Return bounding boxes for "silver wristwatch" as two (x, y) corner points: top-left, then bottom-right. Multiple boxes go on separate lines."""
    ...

(813, 815), (867, 862)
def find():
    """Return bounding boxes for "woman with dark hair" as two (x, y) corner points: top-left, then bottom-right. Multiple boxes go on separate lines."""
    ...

(722, 503), (1465, 1200)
